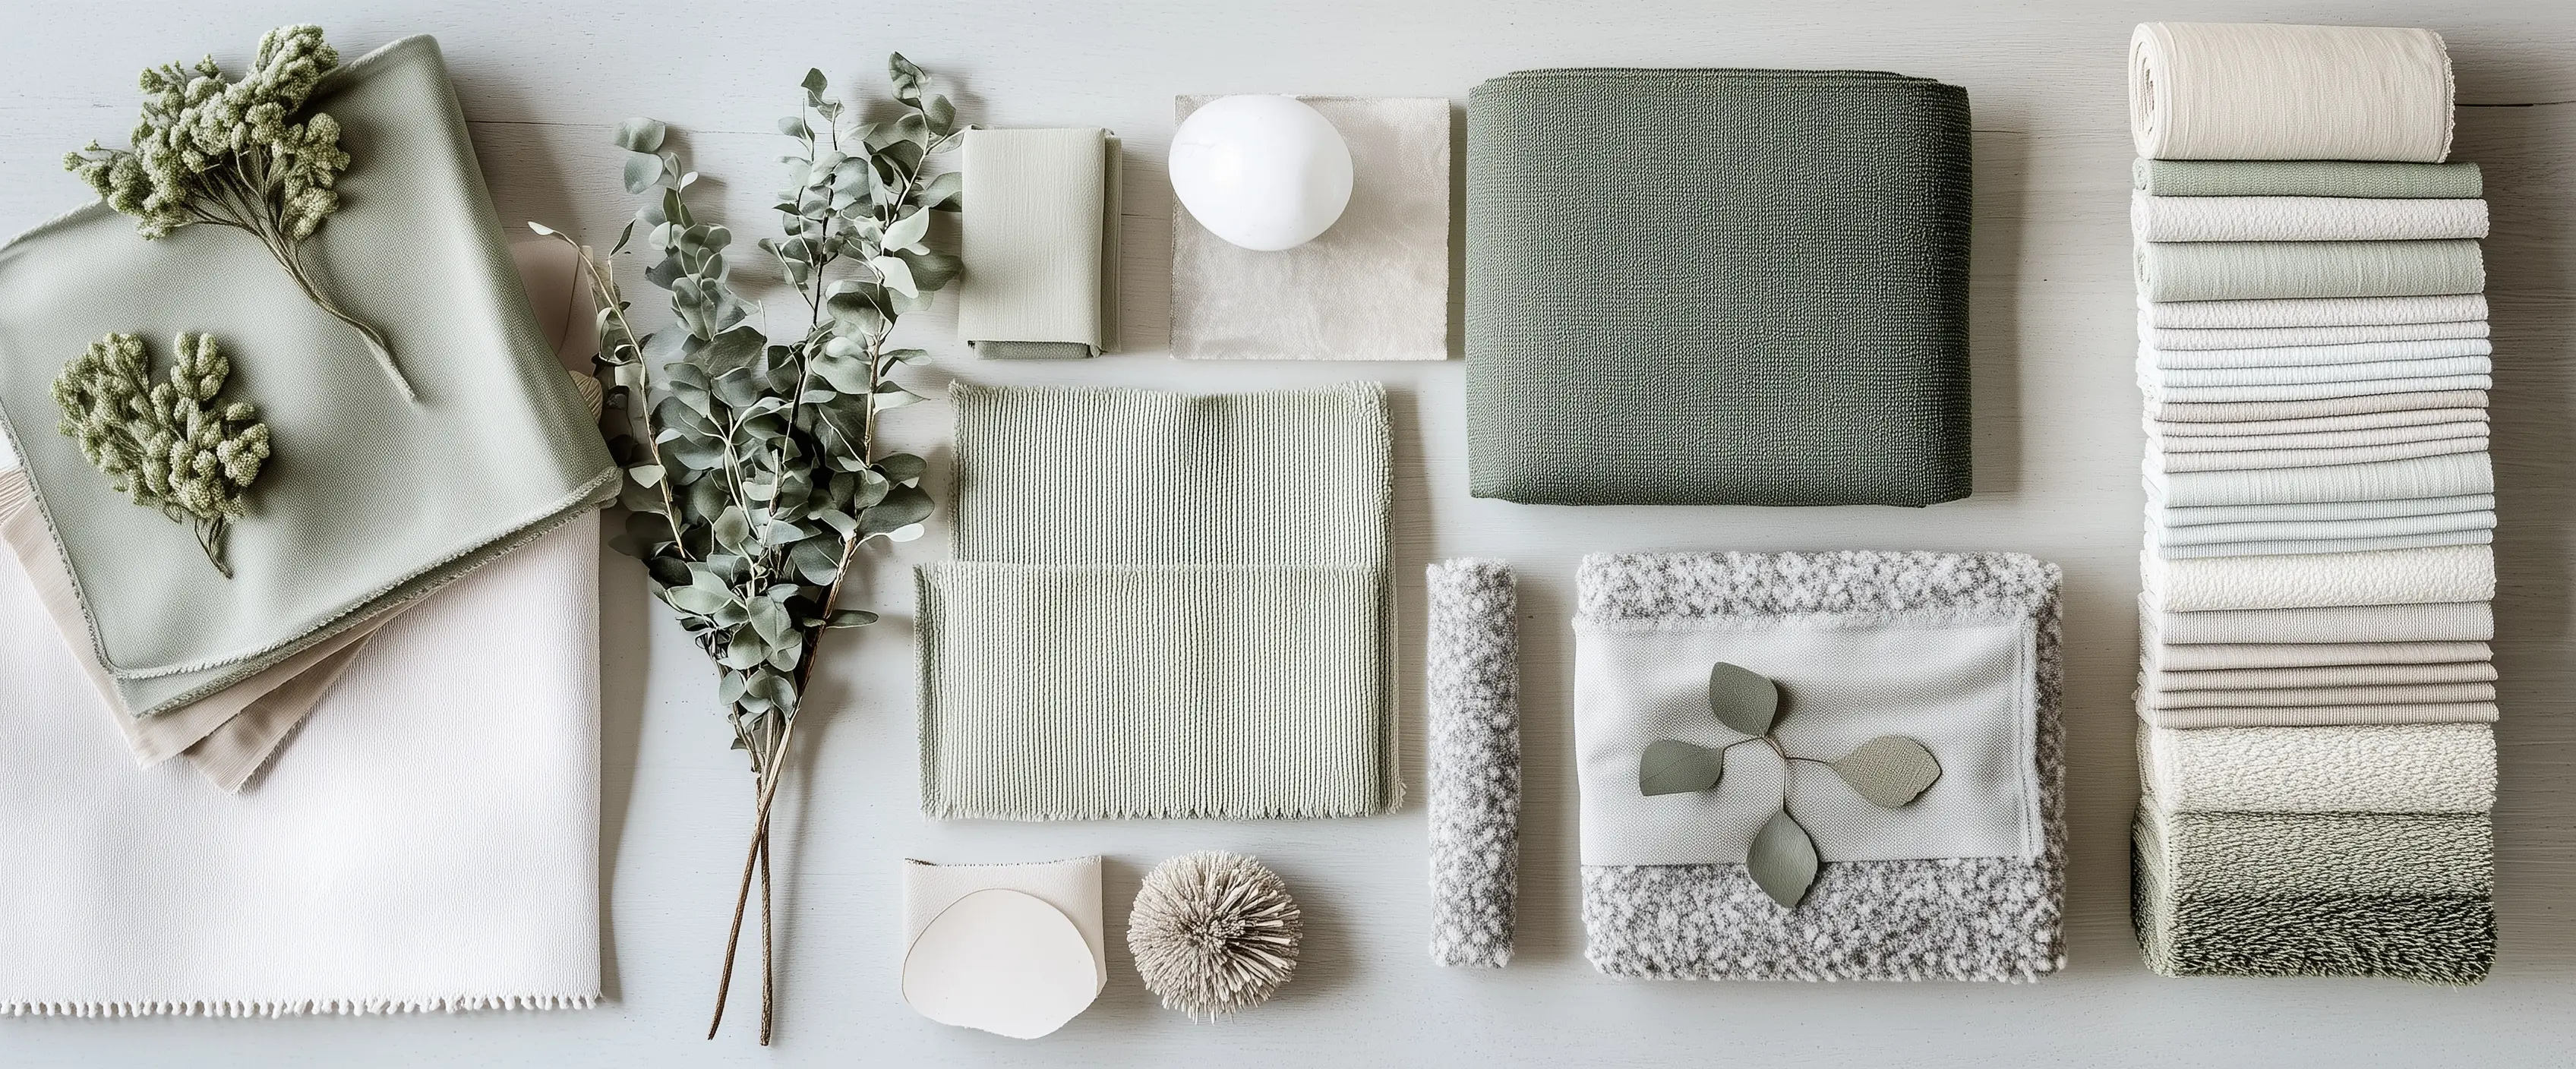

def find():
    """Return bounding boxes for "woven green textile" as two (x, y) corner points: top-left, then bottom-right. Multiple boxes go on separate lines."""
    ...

(917, 383), (1397, 820)
(2134, 159), (2484, 199)
(0, 36), (614, 717)
(2132, 805), (2494, 983)
(2136, 239), (2486, 303)
(1464, 68), (1972, 506)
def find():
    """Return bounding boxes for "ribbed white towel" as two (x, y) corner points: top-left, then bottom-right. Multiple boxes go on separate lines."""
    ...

(2143, 661), (2495, 692)
(2152, 408), (2485, 438)
(2142, 597), (2493, 645)
(2141, 544), (2494, 611)
(2129, 22), (2454, 162)
(2139, 338), (2489, 371)
(2146, 452), (2492, 507)
(2153, 494), (2495, 526)
(2143, 375), (2490, 404)
(2139, 724), (2494, 814)
(2143, 320), (2486, 351)
(2154, 529), (2492, 560)
(2141, 702), (2498, 730)
(2150, 389), (2486, 424)
(2147, 640), (2489, 671)
(2144, 294), (2487, 330)
(2145, 437), (2486, 475)
(2152, 421), (2486, 453)
(0, 515), (601, 1017)
(2153, 509), (2496, 546)
(2132, 193), (2486, 242)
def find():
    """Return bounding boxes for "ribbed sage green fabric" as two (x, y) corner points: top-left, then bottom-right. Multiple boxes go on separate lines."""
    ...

(2135, 239), (2486, 302)
(917, 383), (1397, 820)
(0, 36), (616, 717)
(2133, 159), (2483, 199)
(1465, 69), (1972, 506)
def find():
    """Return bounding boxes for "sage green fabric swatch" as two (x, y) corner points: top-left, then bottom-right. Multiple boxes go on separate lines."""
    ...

(1465, 69), (1972, 506)
(917, 383), (1397, 820)
(2132, 159), (2483, 199)
(955, 128), (1120, 358)
(2135, 239), (2486, 303)
(0, 36), (616, 716)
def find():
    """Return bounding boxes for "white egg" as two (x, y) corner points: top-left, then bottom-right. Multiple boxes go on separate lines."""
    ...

(1169, 96), (1354, 251)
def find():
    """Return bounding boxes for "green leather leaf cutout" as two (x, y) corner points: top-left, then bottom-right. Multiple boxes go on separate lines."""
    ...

(1830, 735), (1943, 808)
(1707, 661), (1779, 736)
(1639, 739), (1725, 796)
(1747, 809), (1819, 908)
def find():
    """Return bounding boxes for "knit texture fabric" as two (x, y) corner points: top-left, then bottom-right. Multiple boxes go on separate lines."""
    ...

(1425, 560), (1518, 968)
(1574, 550), (2063, 981)
(1465, 69), (1971, 506)
(2132, 193), (2487, 243)
(916, 383), (1397, 820)
(2133, 159), (2482, 199)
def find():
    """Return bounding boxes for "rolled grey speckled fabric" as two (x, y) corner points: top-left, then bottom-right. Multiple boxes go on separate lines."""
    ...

(1427, 560), (1519, 968)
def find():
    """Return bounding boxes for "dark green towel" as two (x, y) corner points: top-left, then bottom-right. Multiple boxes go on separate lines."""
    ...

(1465, 69), (1972, 506)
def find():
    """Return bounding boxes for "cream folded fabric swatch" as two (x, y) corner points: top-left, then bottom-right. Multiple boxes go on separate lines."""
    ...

(2139, 337), (2489, 370)
(2139, 723), (2495, 814)
(2133, 193), (2486, 242)
(955, 128), (1121, 358)
(2135, 239), (2484, 303)
(2152, 408), (2485, 438)
(2139, 681), (2497, 711)
(2154, 493), (2493, 526)
(2151, 421), (2486, 453)
(2144, 320), (2486, 351)
(2142, 702), (2498, 730)
(2146, 452), (2492, 507)
(2145, 293), (2486, 330)
(2153, 529), (2492, 560)
(0, 513), (601, 1015)
(2143, 374), (2490, 405)
(900, 857), (1107, 991)
(2144, 661), (2495, 693)
(2142, 354), (2489, 385)
(2144, 598), (2494, 645)
(2145, 437), (2486, 475)
(2142, 545), (2494, 612)
(2152, 509), (2495, 547)
(2148, 389), (2486, 424)
(2148, 640), (2489, 671)
(2129, 22), (2453, 162)
(1172, 96), (1450, 361)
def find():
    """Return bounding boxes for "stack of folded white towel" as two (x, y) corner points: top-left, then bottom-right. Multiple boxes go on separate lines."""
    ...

(2127, 21), (2496, 982)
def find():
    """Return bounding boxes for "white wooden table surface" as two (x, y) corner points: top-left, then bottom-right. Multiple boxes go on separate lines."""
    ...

(5, 2), (2575, 1065)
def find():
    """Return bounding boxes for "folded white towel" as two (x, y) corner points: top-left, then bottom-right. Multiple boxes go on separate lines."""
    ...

(2153, 529), (2492, 560)
(2139, 338), (2490, 371)
(2151, 408), (2486, 438)
(2142, 320), (2488, 352)
(2141, 545), (2494, 612)
(2142, 661), (2496, 692)
(2147, 451), (2492, 508)
(2152, 421), (2486, 453)
(2139, 724), (2495, 815)
(2140, 701), (2498, 730)
(2143, 597), (2493, 645)
(2153, 510), (2496, 546)
(2152, 494), (2494, 527)
(2145, 437), (2486, 475)
(2139, 681), (2497, 710)
(2131, 193), (2487, 242)
(2143, 374), (2491, 404)
(2149, 389), (2486, 424)
(2147, 640), (2490, 671)
(2144, 294), (2488, 330)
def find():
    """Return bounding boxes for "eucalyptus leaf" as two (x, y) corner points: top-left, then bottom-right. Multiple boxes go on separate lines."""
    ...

(1637, 739), (1724, 796)
(825, 608), (878, 629)
(872, 254), (918, 297)
(1707, 661), (1779, 736)
(882, 208), (931, 253)
(1747, 809), (1820, 909)
(622, 151), (663, 194)
(612, 117), (668, 153)
(1829, 736), (1943, 808)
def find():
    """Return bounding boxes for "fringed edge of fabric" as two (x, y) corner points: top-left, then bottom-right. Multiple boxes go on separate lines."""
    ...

(0, 992), (601, 1017)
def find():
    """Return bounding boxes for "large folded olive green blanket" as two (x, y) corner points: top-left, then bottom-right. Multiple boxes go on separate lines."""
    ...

(2133, 805), (2492, 983)
(916, 383), (1397, 820)
(1465, 69), (1971, 506)
(0, 36), (615, 717)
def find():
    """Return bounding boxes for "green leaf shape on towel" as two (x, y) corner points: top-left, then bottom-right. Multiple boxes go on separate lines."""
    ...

(1707, 661), (1779, 735)
(1639, 739), (1725, 796)
(1747, 809), (1820, 909)
(1831, 735), (1943, 808)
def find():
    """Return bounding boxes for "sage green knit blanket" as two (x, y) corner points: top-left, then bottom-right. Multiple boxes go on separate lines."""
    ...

(916, 383), (1397, 820)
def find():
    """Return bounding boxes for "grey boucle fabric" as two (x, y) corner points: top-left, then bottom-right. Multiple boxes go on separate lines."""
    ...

(1426, 560), (1519, 968)
(1575, 550), (2066, 982)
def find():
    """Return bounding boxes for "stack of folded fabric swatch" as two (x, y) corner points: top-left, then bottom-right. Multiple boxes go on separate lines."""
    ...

(2126, 21), (2496, 983)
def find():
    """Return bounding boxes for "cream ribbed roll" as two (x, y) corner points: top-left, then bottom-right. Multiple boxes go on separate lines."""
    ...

(2129, 22), (2454, 162)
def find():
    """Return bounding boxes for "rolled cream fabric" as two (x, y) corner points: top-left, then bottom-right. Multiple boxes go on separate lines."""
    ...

(955, 128), (1121, 358)
(2144, 293), (2487, 330)
(2129, 22), (2453, 162)
(2144, 320), (2487, 351)
(2151, 408), (2485, 438)
(2139, 337), (2489, 370)
(2139, 723), (2494, 814)
(2148, 389), (2486, 424)
(2143, 597), (2493, 645)
(2133, 158), (2481, 199)
(2135, 239), (2484, 303)
(2142, 702), (2498, 730)
(2146, 451), (2492, 507)
(2140, 544), (2493, 612)
(2132, 193), (2486, 242)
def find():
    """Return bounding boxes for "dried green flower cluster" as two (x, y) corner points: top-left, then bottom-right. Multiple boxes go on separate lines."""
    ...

(65, 24), (412, 399)
(54, 333), (273, 577)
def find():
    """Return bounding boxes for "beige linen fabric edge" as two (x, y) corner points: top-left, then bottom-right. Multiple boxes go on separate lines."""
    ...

(1172, 96), (1451, 361)
(955, 128), (1121, 357)
(2129, 22), (2454, 162)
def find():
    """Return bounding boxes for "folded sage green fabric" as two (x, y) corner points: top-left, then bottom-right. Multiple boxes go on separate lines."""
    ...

(1466, 69), (1971, 506)
(2134, 805), (2493, 983)
(0, 36), (615, 717)
(955, 128), (1120, 358)
(2135, 239), (2485, 303)
(2133, 159), (2483, 199)
(917, 383), (1397, 820)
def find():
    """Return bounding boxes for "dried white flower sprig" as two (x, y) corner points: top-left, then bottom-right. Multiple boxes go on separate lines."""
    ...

(1129, 852), (1303, 1021)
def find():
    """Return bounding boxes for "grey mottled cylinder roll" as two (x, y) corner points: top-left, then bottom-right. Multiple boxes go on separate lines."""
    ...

(1427, 559), (1520, 967)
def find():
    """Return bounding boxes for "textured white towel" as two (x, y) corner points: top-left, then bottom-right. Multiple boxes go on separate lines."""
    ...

(2144, 597), (2493, 645)
(2151, 408), (2485, 438)
(2145, 437), (2486, 475)
(2131, 193), (2486, 242)
(2142, 545), (2493, 612)
(2139, 338), (2489, 371)
(0, 514), (601, 1016)
(2149, 389), (2486, 424)
(2154, 494), (2494, 527)
(2146, 452), (2492, 507)
(2142, 661), (2495, 692)
(2129, 23), (2454, 162)
(2142, 374), (2490, 404)
(2153, 509), (2495, 546)
(2145, 294), (2487, 330)
(2139, 724), (2494, 814)
(2141, 702), (2498, 730)
(2148, 640), (2489, 671)
(2154, 529), (2492, 560)
(2143, 320), (2486, 351)
(2151, 421), (2486, 453)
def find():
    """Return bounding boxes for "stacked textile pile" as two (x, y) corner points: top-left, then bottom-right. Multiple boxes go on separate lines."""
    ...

(2127, 22), (2496, 982)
